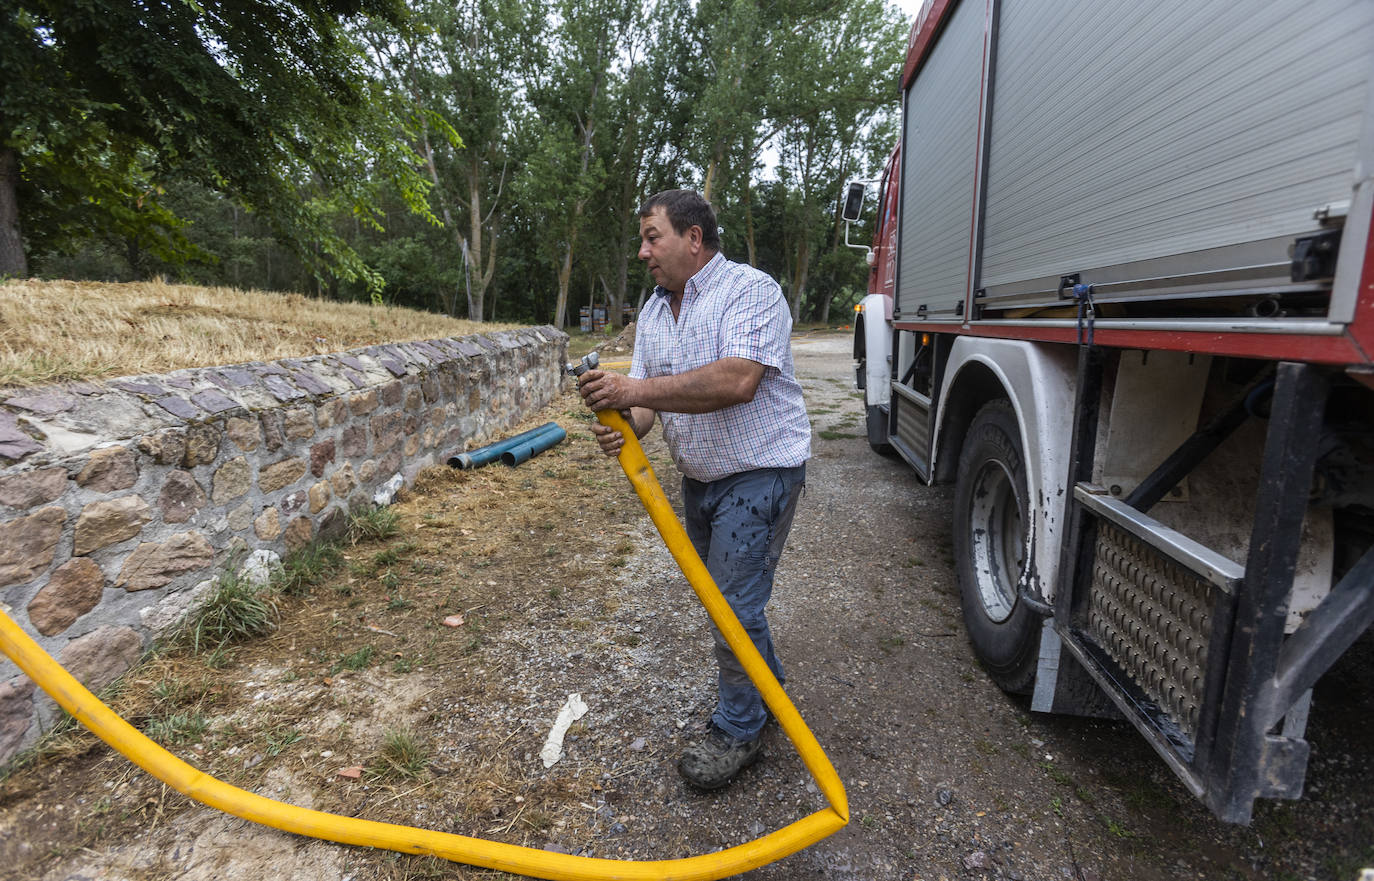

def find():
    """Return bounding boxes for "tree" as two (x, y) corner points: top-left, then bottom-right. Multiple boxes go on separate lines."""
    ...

(1, 0), (436, 292)
(520, 0), (644, 329)
(360, 0), (539, 319)
(768, 0), (906, 319)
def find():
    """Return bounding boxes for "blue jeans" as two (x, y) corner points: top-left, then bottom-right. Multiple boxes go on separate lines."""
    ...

(682, 464), (805, 741)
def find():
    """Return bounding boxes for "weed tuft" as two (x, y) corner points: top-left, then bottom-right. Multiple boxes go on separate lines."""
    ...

(183, 568), (278, 653)
(350, 505), (401, 543)
(145, 711), (208, 745)
(335, 645), (376, 672)
(275, 541), (343, 597)
(375, 727), (430, 780)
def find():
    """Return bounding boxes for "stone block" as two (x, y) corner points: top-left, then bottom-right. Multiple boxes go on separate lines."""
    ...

(211, 456), (251, 504)
(27, 557), (105, 635)
(359, 459), (378, 483)
(309, 439), (336, 478)
(73, 496), (151, 555)
(348, 390), (378, 416)
(254, 507), (282, 541)
(261, 411), (286, 451)
(182, 423), (221, 467)
(319, 506), (346, 540)
(329, 463), (358, 497)
(137, 428), (187, 465)
(0, 412), (43, 462)
(378, 447), (402, 480)
(0, 467), (67, 510)
(280, 490), (306, 515)
(380, 381), (403, 407)
(225, 415), (261, 451)
(421, 374), (440, 405)
(403, 434), (420, 457)
(116, 533), (215, 591)
(285, 407), (315, 440)
(5, 390), (75, 416)
(283, 517), (313, 551)
(0, 678), (36, 760)
(76, 446), (138, 492)
(138, 578), (214, 634)
(57, 626), (142, 696)
(191, 389), (238, 414)
(340, 424), (367, 458)
(160, 470), (206, 523)
(308, 481), (332, 514)
(404, 387), (423, 411)
(259, 458), (307, 494)
(227, 502), (253, 531)
(317, 398), (348, 429)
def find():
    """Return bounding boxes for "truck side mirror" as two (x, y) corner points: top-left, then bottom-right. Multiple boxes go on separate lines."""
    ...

(841, 182), (866, 222)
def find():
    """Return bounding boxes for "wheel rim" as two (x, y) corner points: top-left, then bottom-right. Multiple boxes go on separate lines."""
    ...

(967, 456), (1025, 624)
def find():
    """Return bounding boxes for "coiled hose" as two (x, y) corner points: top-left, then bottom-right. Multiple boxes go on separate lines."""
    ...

(0, 408), (846, 880)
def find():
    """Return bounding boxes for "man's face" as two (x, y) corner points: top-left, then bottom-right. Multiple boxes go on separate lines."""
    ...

(638, 208), (700, 294)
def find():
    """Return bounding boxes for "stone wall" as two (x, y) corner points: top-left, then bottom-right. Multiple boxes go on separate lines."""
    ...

(0, 327), (567, 764)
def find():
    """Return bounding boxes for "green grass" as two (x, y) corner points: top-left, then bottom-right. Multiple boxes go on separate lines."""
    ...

(275, 540), (344, 597)
(262, 725), (303, 757)
(145, 711), (208, 745)
(374, 728), (431, 780)
(183, 568), (278, 653)
(349, 505), (402, 543)
(335, 645), (376, 672)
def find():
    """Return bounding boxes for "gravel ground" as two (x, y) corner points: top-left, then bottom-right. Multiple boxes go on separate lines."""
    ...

(2, 330), (1369, 881)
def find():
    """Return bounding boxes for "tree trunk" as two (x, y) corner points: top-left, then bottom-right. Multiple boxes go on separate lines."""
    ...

(789, 235), (810, 322)
(0, 148), (27, 278)
(418, 131), (463, 317)
(466, 159), (491, 321)
(743, 182), (757, 267)
(555, 235), (575, 329)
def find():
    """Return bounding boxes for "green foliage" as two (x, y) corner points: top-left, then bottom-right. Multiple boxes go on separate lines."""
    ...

(12, 0), (907, 324)
(3, 0), (438, 288)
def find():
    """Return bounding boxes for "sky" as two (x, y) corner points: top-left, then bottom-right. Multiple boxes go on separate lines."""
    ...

(894, 0), (926, 26)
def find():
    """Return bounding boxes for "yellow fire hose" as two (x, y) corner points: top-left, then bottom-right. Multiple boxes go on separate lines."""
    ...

(0, 408), (846, 880)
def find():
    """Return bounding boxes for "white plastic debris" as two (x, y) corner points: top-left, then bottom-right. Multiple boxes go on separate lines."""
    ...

(540, 693), (588, 768)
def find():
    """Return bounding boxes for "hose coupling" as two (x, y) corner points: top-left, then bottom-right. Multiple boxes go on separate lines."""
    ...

(566, 351), (600, 378)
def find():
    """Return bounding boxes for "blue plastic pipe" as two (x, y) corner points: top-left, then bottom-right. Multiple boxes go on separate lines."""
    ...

(501, 425), (567, 467)
(448, 422), (562, 469)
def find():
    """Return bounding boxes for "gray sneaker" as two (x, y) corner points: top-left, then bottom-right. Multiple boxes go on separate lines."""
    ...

(677, 724), (762, 790)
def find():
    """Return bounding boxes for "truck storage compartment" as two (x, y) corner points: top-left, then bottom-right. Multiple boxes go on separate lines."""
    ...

(894, 0), (985, 323)
(894, 0), (1374, 326)
(976, 0), (1373, 320)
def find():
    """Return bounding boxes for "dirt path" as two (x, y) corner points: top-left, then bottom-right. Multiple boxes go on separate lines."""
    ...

(1, 330), (1369, 881)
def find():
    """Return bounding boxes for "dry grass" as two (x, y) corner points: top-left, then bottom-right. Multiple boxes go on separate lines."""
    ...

(0, 396), (673, 879)
(0, 279), (522, 389)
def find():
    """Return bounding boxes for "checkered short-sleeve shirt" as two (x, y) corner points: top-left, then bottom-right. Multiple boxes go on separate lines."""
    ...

(630, 252), (811, 482)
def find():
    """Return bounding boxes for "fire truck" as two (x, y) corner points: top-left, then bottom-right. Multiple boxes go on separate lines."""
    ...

(843, 0), (1374, 823)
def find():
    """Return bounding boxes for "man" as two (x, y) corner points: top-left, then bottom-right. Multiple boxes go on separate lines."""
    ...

(576, 189), (810, 790)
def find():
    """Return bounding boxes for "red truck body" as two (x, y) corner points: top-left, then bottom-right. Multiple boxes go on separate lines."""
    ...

(848, 0), (1374, 823)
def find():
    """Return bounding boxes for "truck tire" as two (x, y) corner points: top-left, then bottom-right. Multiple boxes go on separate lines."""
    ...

(953, 399), (1038, 694)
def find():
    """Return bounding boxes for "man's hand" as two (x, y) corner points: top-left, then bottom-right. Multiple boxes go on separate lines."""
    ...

(588, 415), (630, 458)
(576, 369), (637, 413)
